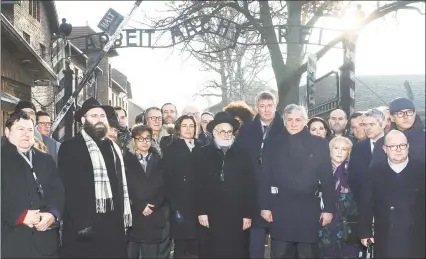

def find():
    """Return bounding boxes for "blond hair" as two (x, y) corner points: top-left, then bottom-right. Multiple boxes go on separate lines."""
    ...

(329, 136), (353, 159)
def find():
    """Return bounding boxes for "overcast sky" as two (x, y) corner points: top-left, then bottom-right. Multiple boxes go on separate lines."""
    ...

(55, 1), (425, 112)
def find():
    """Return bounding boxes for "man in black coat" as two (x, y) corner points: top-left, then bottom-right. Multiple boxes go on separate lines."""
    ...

(348, 108), (385, 207)
(1, 111), (64, 258)
(236, 91), (284, 258)
(58, 98), (132, 258)
(359, 130), (425, 258)
(371, 97), (425, 166)
(260, 104), (335, 258)
(195, 111), (256, 258)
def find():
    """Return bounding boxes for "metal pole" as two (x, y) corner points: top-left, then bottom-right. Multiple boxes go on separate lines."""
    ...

(51, 0), (143, 133)
(339, 32), (357, 117)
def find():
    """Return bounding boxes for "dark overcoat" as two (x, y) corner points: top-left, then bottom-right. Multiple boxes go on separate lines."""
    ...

(235, 112), (284, 228)
(1, 139), (64, 258)
(359, 159), (425, 258)
(259, 128), (335, 243)
(57, 134), (127, 258)
(347, 138), (373, 207)
(162, 138), (201, 239)
(194, 143), (256, 258)
(124, 147), (167, 244)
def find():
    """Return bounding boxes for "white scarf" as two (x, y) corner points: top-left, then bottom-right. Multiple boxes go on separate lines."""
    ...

(81, 129), (132, 229)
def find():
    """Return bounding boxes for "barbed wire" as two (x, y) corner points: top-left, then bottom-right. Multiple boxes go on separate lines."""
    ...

(354, 77), (388, 105)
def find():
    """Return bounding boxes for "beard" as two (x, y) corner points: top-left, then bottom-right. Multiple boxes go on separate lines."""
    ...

(84, 120), (107, 141)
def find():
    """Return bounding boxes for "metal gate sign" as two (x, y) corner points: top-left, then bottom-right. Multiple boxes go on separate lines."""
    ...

(98, 8), (124, 36)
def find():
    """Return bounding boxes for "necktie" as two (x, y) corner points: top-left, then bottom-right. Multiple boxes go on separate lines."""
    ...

(263, 125), (268, 135)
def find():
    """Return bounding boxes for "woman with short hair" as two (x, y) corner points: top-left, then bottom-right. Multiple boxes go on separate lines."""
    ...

(318, 136), (362, 258)
(124, 125), (166, 258)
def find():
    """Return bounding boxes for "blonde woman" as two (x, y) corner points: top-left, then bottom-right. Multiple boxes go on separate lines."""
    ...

(318, 136), (362, 258)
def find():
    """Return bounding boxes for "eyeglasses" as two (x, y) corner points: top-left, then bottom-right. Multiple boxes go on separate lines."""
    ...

(148, 116), (162, 122)
(385, 143), (408, 151)
(215, 130), (233, 137)
(85, 114), (107, 120)
(395, 110), (415, 118)
(38, 122), (52, 126)
(135, 137), (152, 143)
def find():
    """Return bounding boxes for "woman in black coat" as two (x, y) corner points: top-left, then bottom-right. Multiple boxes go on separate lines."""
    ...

(162, 115), (202, 258)
(195, 112), (256, 258)
(124, 125), (167, 258)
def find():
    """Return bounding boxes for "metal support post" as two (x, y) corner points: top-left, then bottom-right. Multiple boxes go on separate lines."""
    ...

(339, 33), (358, 117)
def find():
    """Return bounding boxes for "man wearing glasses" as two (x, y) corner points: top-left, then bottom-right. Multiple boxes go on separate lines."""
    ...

(359, 130), (425, 258)
(371, 97), (425, 166)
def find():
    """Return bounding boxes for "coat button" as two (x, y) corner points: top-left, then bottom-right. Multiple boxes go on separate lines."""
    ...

(390, 206), (395, 211)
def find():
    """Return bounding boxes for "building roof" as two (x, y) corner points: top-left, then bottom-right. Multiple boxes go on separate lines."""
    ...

(69, 26), (118, 57)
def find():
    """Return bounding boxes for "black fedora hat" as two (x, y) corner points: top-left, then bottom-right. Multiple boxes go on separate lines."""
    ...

(74, 97), (114, 122)
(206, 111), (240, 133)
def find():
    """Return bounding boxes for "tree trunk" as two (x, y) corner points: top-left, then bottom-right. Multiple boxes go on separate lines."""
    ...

(258, 1), (287, 109)
(218, 52), (229, 105)
(278, 1), (304, 113)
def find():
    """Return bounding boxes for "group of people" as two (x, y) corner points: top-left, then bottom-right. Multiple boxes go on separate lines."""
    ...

(1, 90), (425, 259)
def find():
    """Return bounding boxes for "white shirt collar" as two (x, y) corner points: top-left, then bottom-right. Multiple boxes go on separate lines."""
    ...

(388, 157), (409, 174)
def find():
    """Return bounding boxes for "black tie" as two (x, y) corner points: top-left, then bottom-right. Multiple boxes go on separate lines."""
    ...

(263, 125), (268, 135)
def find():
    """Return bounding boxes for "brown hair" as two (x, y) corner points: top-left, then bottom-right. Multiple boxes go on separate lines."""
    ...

(307, 117), (332, 139)
(223, 101), (255, 124)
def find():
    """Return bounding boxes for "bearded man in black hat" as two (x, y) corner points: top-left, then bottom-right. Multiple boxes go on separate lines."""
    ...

(194, 111), (256, 258)
(58, 98), (132, 258)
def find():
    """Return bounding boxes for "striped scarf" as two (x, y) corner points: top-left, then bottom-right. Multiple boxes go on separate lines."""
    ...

(81, 129), (132, 229)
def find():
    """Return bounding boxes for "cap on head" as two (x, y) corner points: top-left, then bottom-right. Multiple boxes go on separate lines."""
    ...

(389, 97), (415, 114)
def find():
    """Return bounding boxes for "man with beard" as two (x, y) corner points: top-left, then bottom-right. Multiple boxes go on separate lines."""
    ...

(58, 98), (132, 258)
(329, 109), (349, 138)
(162, 103), (178, 125)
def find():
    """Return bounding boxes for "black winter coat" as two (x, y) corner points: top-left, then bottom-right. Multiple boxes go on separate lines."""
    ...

(259, 128), (335, 243)
(1, 139), (64, 258)
(58, 134), (127, 258)
(195, 143), (256, 258)
(124, 147), (167, 244)
(162, 138), (201, 239)
(235, 112), (284, 228)
(359, 159), (425, 258)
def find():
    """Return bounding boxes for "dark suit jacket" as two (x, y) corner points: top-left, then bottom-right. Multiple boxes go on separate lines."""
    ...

(348, 138), (373, 207)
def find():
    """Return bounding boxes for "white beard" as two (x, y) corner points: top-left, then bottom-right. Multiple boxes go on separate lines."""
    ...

(214, 136), (235, 147)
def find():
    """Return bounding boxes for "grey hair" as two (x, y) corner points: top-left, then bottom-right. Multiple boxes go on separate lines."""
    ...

(363, 108), (385, 126)
(282, 104), (308, 125)
(255, 91), (277, 106)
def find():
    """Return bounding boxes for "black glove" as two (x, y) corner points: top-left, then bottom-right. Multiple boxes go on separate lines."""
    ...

(77, 226), (93, 241)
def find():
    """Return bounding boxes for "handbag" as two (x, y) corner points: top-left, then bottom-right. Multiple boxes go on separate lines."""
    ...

(343, 215), (360, 244)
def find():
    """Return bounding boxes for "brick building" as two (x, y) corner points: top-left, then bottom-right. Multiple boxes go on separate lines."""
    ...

(1, 1), (59, 135)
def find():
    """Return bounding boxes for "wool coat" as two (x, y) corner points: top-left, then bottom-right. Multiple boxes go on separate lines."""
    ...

(259, 128), (335, 243)
(194, 142), (256, 258)
(1, 139), (64, 258)
(58, 134), (127, 258)
(124, 147), (167, 244)
(235, 112), (284, 228)
(161, 138), (201, 239)
(359, 159), (425, 258)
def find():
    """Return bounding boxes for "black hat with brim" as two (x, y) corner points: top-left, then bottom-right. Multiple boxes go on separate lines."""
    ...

(206, 111), (240, 133)
(74, 97), (115, 122)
